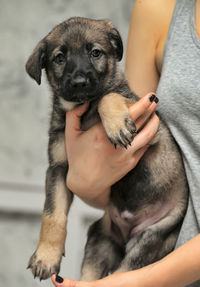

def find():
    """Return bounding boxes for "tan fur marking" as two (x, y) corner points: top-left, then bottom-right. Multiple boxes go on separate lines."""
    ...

(54, 176), (72, 216)
(98, 93), (132, 138)
(81, 264), (101, 281)
(51, 133), (67, 163)
(59, 97), (77, 111)
(35, 212), (66, 267)
(32, 177), (71, 274)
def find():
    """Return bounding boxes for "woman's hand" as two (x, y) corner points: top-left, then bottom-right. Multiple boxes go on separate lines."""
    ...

(65, 93), (159, 209)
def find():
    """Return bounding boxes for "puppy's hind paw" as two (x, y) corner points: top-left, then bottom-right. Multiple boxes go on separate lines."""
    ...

(27, 247), (62, 280)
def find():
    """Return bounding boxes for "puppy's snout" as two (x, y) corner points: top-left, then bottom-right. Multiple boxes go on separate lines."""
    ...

(71, 74), (89, 88)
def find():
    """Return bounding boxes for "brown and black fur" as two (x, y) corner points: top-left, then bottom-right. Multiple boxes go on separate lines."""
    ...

(26, 17), (188, 281)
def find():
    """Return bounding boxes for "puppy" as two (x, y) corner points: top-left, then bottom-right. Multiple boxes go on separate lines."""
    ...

(26, 17), (188, 281)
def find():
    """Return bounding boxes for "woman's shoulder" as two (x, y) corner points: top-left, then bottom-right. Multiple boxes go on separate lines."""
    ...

(126, 0), (176, 94)
(131, 0), (176, 45)
(132, 0), (176, 24)
(131, 0), (176, 72)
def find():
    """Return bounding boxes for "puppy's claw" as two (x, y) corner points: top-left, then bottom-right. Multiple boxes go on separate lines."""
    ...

(28, 249), (62, 280)
(108, 136), (117, 149)
(27, 264), (31, 270)
(117, 138), (127, 149)
(120, 129), (132, 146)
(125, 117), (137, 132)
(104, 112), (137, 149)
(131, 129), (137, 135)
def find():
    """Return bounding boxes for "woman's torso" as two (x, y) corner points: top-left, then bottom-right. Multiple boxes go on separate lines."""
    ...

(156, 2), (200, 286)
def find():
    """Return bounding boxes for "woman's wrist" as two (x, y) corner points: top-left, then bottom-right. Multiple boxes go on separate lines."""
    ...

(80, 187), (110, 209)
(67, 173), (110, 209)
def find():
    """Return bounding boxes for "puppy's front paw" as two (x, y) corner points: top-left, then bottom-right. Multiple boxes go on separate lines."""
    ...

(105, 113), (137, 148)
(27, 245), (62, 280)
(98, 93), (137, 148)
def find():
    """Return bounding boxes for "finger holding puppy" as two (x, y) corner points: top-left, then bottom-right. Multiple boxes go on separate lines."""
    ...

(130, 112), (160, 152)
(129, 92), (159, 132)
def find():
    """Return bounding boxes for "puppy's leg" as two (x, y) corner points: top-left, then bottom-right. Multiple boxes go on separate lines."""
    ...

(98, 93), (137, 148)
(28, 132), (72, 280)
(81, 218), (124, 281)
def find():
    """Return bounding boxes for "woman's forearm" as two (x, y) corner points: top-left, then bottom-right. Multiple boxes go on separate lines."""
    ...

(51, 235), (200, 287)
(106, 234), (200, 287)
(148, 234), (200, 287)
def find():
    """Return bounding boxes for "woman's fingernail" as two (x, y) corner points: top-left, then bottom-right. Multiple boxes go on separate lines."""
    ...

(56, 274), (64, 284)
(149, 94), (156, 102)
(154, 97), (159, 104)
(155, 111), (160, 117)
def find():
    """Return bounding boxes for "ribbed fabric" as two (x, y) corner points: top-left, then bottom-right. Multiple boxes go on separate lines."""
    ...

(157, 1), (200, 286)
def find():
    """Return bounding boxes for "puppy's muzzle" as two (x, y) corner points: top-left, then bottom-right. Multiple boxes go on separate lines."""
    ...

(70, 73), (90, 90)
(63, 69), (99, 102)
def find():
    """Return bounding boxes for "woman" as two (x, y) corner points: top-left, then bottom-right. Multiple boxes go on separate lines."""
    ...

(52, 0), (200, 286)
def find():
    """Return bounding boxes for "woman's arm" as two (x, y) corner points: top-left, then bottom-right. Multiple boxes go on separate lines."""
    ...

(125, 0), (175, 96)
(125, 0), (160, 95)
(150, 234), (200, 287)
(51, 234), (200, 287)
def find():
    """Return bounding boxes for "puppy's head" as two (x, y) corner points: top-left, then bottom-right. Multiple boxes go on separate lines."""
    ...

(26, 17), (123, 105)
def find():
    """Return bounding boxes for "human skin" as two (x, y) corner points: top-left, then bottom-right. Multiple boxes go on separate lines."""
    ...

(51, 0), (200, 286)
(51, 233), (200, 287)
(66, 94), (159, 209)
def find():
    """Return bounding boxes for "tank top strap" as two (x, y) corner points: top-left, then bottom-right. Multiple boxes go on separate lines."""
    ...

(162, 0), (197, 67)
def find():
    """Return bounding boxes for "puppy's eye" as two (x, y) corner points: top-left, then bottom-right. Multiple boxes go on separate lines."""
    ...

(91, 49), (102, 59)
(54, 52), (65, 65)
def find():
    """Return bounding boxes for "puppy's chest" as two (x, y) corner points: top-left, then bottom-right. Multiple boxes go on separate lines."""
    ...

(80, 101), (101, 131)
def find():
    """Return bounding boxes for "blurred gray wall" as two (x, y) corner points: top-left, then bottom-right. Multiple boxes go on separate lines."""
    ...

(0, 0), (135, 286)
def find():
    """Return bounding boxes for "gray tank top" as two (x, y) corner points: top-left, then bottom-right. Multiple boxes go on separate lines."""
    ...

(156, 0), (200, 285)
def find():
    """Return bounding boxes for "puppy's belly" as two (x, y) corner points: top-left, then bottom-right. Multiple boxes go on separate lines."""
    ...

(109, 200), (175, 244)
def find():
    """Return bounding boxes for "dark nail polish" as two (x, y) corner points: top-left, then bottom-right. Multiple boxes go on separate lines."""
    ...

(154, 97), (159, 104)
(149, 94), (156, 102)
(155, 111), (160, 117)
(56, 274), (64, 284)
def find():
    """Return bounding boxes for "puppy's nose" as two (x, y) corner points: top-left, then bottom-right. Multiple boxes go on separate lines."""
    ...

(71, 75), (88, 88)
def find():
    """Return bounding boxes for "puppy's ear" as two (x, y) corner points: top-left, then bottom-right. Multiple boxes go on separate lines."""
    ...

(25, 40), (47, 85)
(105, 21), (123, 61)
